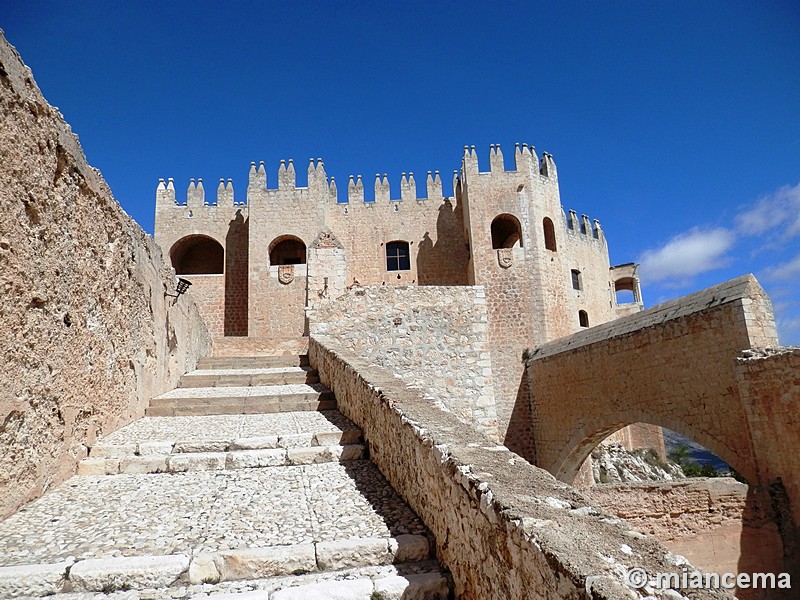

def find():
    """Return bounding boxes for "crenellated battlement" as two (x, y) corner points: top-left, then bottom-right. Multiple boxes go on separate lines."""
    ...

(461, 143), (556, 180)
(156, 176), (242, 208)
(565, 209), (603, 241)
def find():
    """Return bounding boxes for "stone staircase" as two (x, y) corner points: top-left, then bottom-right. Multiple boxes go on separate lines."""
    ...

(0, 345), (452, 599)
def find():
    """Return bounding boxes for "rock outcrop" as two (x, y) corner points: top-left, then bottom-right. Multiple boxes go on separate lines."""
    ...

(0, 30), (211, 518)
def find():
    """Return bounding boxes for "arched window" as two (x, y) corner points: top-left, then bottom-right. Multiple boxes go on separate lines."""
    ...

(269, 236), (306, 265)
(170, 235), (224, 275)
(543, 217), (557, 251)
(491, 214), (523, 249)
(579, 310), (589, 328)
(386, 240), (410, 271)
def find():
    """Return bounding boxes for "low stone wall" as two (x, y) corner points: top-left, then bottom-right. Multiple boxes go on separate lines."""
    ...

(309, 285), (499, 440)
(0, 33), (211, 518)
(585, 479), (784, 584)
(309, 336), (729, 599)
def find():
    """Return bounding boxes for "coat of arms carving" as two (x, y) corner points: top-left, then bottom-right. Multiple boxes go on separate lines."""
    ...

(497, 248), (513, 269)
(278, 264), (294, 284)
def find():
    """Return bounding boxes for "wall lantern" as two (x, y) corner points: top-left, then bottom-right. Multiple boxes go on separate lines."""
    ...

(166, 277), (192, 302)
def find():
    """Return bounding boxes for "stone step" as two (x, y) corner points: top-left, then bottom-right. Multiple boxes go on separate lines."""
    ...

(2, 560), (450, 599)
(0, 462), (440, 598)
(197, 355), (309, 370)
(211, 337), (309, 359)
(79, 444), (368, 475)
(86, 411), (363, 456)
(180, 367), (319, 388)
(147, 384), (335, 417)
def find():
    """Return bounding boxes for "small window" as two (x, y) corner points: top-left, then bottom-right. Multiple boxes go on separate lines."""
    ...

(579, 310), (589, 328)
(571, 269), (582, 291)
(386, 241), (410, 271)
(543, 217), (557, 252)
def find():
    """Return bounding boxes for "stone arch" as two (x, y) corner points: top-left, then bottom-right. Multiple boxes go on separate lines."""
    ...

(614, 276), (640, 304)
(490, 214), (523, 249)
(553, 410), (753, 486)
(269, 235), (306, 265)
(542, 217), (557, 251)
(169, 234), (224, 275)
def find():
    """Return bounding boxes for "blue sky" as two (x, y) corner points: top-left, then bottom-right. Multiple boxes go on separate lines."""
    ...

(5, 1), (800, 343)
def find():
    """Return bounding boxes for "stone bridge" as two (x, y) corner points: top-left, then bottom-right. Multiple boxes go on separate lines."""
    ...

(522, 275), (798, 520)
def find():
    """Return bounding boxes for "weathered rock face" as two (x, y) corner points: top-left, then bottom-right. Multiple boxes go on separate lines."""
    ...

(592, 442), (685, 484)
(0, 31), (211, 518)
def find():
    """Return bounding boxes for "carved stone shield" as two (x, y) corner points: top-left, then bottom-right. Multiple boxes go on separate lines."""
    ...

(278, 264), (294, 284)
(497, 248), (513, 269)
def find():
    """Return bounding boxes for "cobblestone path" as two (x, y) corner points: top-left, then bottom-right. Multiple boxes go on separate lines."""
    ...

(0, 344), (451, 599)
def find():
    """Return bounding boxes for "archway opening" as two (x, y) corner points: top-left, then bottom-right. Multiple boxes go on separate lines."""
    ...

(269, 236), (306, 265)
(170, 235), (224, 275)
(570, 423), (782, 585)
(614, 276), (639, 304)
(491, 214), (523, 249)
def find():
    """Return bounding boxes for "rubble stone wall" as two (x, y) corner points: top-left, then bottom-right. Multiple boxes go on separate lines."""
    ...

(309, 337), (728, 600)
(0, 32), (211, 518)
(308, 286), (499, 440)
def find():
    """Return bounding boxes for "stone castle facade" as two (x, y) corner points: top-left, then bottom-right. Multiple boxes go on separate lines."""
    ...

(154, 144), (645, 447)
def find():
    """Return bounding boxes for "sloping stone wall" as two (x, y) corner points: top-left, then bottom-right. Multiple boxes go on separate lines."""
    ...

(0, 32), (211, 518)
(309, 337), (729, 599)
(308, 285), (499, 440)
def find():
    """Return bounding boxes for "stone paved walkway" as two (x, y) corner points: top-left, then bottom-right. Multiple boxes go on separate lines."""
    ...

(0, 351), (451, 599)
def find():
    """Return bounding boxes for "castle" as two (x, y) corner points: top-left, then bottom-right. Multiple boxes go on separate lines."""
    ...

(154, 144), (646, 448)
(4, 31), (798, 598)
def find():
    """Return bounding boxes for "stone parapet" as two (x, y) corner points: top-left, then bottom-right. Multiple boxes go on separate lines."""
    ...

(308, 336), (729, 599)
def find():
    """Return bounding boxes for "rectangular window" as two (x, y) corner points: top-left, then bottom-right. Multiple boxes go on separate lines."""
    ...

(571, 269), (582, 290)
(386, 241), (410, 271)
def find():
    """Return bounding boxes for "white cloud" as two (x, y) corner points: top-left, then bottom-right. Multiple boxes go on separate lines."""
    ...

(735, 182), (800, 238)
(764, 253), (800, 282)
(638, 227), (735, 283)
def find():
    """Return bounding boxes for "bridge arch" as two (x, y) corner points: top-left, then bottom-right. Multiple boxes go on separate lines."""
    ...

(555, 413), (748, 486)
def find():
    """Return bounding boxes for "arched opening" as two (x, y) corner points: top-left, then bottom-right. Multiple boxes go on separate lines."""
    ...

(578, 310), (589, 327)
(269, 236), (306, 265)
(386, 240), (411, 271)
(170, 235), (224, 275)
(491, 214), (523, 249)
(614, 276), (640, 304)
(542, 217), (557, 251)
(570, 423), (782, 584)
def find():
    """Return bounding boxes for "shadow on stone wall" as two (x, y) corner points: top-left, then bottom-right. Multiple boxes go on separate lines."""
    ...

(224, 211), (248, 336)
(504, 370), (536, 460)
(416, 198), (469, 286)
